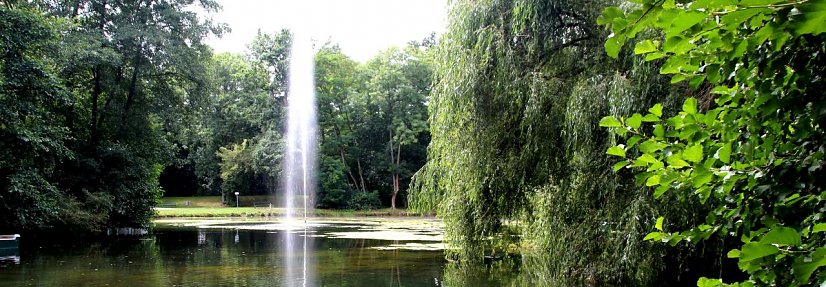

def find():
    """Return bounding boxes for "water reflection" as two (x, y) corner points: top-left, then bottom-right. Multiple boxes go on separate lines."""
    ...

(283, 224), (316, 287)
(0, 256), (19, 265)
(0, 221), (453, 286)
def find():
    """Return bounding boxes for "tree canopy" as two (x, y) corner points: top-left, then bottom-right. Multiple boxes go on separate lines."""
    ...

(1, 0), (221, 232)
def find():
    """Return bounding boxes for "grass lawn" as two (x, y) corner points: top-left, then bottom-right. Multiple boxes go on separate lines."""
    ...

(157, 196), (432, 218)
(159, 195), (276, 208)
(154, 207), (430, 218)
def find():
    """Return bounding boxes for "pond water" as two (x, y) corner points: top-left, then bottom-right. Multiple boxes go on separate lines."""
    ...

(0, 218), (509, 286)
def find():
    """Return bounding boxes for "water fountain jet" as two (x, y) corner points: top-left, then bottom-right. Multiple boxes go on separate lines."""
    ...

(281, 29), (317, 287)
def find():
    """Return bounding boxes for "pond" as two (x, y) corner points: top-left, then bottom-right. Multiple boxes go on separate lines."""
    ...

(0, 218), (511, 286)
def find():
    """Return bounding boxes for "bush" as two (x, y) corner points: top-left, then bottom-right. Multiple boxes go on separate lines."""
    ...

(317, 156), (350, 209)
(348, 191), (381, 210)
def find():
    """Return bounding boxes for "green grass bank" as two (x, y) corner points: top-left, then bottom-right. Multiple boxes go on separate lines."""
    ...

(156, 196), (430, 218)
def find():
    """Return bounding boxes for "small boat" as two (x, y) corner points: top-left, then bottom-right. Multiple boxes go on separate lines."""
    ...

(0, 234), (20, 255)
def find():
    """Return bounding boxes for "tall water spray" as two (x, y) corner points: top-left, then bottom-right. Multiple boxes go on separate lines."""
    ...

(284, 32), (318, 220)
(281, 30), (317, 287)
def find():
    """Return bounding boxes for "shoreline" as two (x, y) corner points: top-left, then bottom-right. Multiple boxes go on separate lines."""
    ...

(154, 207), (435, 218)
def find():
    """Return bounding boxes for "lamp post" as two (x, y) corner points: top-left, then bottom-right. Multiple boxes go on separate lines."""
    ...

(234, 192), (239, 207)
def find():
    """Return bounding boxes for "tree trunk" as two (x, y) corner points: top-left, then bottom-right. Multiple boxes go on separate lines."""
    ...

(90, 0), (106, 147)
(388, 130), (403, 209)
(391, 142), (402, 209)
(340, 148), (359, 188)
(334, 124), (360, 190)
(95, 66), (120, 134)
(356, 158), (367, 193)
(118, 0), (152, 139)
(90, 67), (102, 145)
(118, 54), (141, 138)
(391, 174), (398, 209)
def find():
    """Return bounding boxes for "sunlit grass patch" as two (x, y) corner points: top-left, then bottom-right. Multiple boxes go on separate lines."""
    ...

(154, 207), (432, 218)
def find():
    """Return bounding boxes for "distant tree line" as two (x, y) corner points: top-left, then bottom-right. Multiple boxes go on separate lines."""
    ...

(178, 31), (433, 210)
(0, 1), (432, 233)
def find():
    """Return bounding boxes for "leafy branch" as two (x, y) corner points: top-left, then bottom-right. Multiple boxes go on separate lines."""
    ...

(599, 0), (826, 285)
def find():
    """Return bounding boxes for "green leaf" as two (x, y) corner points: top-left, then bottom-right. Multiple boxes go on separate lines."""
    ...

(666, 11), (707, 36)
(716, 143), (732, 163)
(813, 223), (826, 233)
(697, 277), (724, 287)
(605, 36), (624, 58)
(688, 75), (706, 89)
(627, 113), (643, 129)
(795, 1), (826, 36)
(684, 144), (704, 163)
(638, 154), (658, 164)
(732, 39), (748, 59)
(599, 116), (622, 127)
(635, 171), (653, 185)
(721, 8), (770, 29)
(793, 248), (826, 283)
(655, 217), (664, 231)
(613, 160), (630, 172)
(653, 124), (665, 138)
(692, 169), (713, 187)
(690, 0), (735, 9)
(607, 146), (626, 157)
(727, 249), (740, 258)
(634, 40), (659, 54)
(740, 0), (785, 5)
(660, 56), (685, 74)
(643, 232), (665, 241)
(627, 135), (643, 147)
(666, 155), (690, 168)
(678, 124), (700, 140)
(645, 51), (665, 61)
(759, 226), (801, 246)
(662, 36), (693, 55)
(646, 174), (661, 186)
(739, 242), (779, 262)
(670, 74), (687, 84)
(697, 186), (711, 203)
(711, 85), (735, 95)
(655, 9), (679, 28)
(682, 97), (698, 114)
(654, 183), (670, 198)
(642, 114), (660, 122)
(598, 6), (625, 25)
(639, 140), (668, 153)
(751, 23), (774, 48)
(648, 104), (663, 117)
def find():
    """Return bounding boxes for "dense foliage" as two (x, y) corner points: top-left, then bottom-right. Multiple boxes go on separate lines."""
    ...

(599, 0), (826, 285)
(315, 42), (432, 209)
(177, 30), (291, 206)
(1, 0), (434, 234)
(0, 0), (220, 233)
(411, 1), (822, 285)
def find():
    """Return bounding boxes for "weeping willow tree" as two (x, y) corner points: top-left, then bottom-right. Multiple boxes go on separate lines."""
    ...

(410, 0), (718, 284)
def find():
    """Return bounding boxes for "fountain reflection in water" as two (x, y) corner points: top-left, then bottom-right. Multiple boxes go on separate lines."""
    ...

(281, 28), (317, 287)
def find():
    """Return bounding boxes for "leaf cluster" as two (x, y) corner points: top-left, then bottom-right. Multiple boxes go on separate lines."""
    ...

(600, 0), (826, 285)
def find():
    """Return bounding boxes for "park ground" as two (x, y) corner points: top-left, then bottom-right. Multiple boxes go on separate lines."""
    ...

(156, 196), (429, 218)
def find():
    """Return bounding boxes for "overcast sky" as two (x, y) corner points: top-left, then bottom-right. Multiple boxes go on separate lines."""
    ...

(201, 0), (448, 62)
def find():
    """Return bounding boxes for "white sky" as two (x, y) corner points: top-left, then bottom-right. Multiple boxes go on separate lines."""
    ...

(201, 0), (448, 62)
